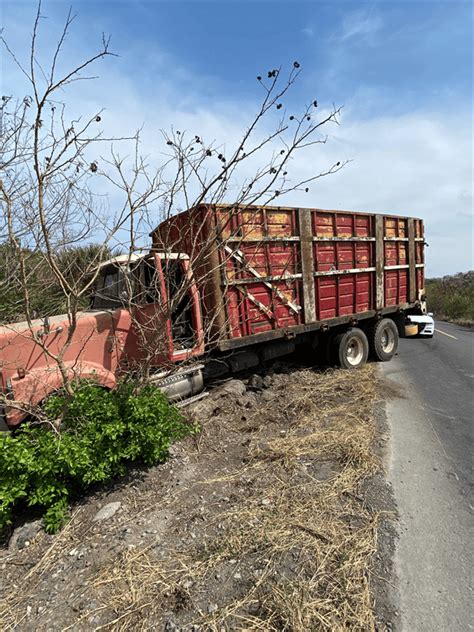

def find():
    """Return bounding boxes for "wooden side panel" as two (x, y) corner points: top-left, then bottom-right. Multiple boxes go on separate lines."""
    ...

(314, 273), (372, 320)
(416, 218), (425, 298)
(216, 206), (303, 339)
(407, 218), (417, 302)
(312, 209), (375, 318)
(375, 215), (385, 309)
(385, 270), (408, 306)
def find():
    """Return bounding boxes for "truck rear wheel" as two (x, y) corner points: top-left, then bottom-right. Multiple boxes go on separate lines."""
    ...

(333, 328), (369, 369)
(368, 318), (399, 361)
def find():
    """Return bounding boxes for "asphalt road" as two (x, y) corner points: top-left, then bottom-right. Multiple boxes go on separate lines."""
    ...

(382, 321), (473, 632)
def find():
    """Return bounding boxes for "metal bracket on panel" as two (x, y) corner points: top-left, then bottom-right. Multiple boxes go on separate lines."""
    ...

(375, 215), (385, 310)
(236, 286), (274, 320)
(407, 218), (417, 303)
(298, 208), (317, 323)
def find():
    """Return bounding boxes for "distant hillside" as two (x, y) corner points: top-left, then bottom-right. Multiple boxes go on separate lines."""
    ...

(426, 271), (474, 325)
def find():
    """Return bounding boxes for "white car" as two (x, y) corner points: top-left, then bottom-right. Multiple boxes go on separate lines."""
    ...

(406, 313), (435, 338)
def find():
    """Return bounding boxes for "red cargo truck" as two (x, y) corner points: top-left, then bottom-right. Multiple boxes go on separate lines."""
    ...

(0, 204), (427, 429)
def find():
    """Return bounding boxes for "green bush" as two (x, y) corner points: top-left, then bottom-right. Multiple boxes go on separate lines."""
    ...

(0, 383), (197, 533)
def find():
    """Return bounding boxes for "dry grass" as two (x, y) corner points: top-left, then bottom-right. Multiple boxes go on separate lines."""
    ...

(87, 366), (380, 631)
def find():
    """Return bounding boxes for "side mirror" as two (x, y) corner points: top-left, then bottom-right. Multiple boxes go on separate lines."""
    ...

(428, 312), (434, 318)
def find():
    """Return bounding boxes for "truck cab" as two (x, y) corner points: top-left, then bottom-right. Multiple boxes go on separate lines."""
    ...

(0, 252), (205, 429)
(90, 253), (204, 362)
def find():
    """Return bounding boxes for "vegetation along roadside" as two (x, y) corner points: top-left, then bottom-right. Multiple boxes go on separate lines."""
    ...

(426, 272), (474, 327)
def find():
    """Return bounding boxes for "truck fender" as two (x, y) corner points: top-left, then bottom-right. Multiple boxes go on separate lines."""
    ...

(5, 362), (117, 427)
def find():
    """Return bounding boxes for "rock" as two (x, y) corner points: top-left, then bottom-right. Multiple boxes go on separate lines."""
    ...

(238, 393), (258, 408)
(8, 519), (42, 552)
(168, 444), (180, 458)
(261, 391), (274, 403)
(218, 380), (246, 398)
(262, 375), (273, 388)
(207, 603), (218, 614)
(92, 501), (122, 522)
(248, 375), (264, 390)
(192, 399), (218, 418)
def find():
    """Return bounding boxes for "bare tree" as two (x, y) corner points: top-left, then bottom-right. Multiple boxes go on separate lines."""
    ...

(0, 2), (134, 408)
(0, 2), (345, 426)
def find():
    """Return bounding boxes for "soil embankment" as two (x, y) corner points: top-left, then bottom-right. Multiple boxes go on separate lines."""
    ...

(0, 363), (397, 631)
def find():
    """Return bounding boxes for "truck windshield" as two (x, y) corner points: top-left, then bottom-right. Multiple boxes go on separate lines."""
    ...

(91, 265), (126, 309)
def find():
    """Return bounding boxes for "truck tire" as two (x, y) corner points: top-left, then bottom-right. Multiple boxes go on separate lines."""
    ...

(333, 328), (369, 369)
(368, 318), (399, 361)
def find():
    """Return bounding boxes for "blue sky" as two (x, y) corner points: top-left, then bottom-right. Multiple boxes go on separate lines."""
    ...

(1, 0), (472, 275)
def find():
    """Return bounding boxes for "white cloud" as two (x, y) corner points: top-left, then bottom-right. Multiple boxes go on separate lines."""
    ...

(337, 9), (383, 44)
(61, 87), (474, 276)
(2, 4), (472, 277)
(286, 108), (473, 277)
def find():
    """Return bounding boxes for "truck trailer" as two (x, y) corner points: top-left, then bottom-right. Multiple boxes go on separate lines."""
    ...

(0, 204), (427, 429)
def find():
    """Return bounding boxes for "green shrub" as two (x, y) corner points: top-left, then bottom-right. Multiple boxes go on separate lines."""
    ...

(0, 382), (197, 533)
(426, 272), (474, 323)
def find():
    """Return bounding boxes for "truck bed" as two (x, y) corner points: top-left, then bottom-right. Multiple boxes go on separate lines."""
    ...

(152, 204), (425, 350)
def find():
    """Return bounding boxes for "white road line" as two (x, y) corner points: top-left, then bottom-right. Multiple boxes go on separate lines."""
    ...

(435, 328), (458, 340)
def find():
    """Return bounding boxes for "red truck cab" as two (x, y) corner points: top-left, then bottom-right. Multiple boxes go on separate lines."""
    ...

(0, 252), (205, 429)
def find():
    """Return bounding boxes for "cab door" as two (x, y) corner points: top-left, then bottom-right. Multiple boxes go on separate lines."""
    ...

(132, 255), (204, 366)
(128, 255), (169, 367)
(158, 256), (204, 362)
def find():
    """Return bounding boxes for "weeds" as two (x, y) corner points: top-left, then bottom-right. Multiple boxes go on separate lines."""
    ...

(89, 367), (380, 631)
(0, 367), (381, 631)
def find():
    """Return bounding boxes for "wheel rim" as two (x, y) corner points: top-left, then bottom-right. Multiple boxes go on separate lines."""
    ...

(346, 336), (364, 366)
(380, 326), (395, 354)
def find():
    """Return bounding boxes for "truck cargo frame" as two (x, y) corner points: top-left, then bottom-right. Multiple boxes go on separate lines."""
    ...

(153, 203), (425, 351)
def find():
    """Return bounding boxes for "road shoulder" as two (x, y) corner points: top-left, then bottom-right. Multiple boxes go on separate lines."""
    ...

(368, 373), (402, 632)
(381, 354), (472, 632)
